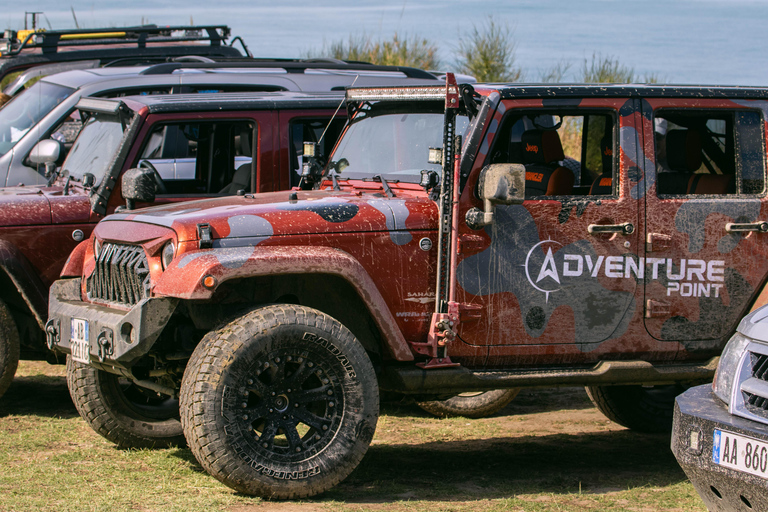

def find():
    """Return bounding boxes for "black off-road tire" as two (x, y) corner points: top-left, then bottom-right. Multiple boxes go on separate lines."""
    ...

(585, 384), (686, 433)
(0, 298), (20, 400)
(180, 304), (379, 499)
(66, 357), (184, 448)
(417, 389), (520, 418)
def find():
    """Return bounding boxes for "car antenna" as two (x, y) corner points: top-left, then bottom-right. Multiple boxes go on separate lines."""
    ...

(317, 74), (359, 147)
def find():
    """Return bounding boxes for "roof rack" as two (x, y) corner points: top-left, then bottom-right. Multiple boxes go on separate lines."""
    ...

(138, 60), (437, 80)
(2, 25), (231, 57)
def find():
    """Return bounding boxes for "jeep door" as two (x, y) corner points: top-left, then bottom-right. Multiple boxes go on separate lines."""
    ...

(111, 111), (273, 209)
(456, 97), (643, 365)
(642, 98), (768, 357)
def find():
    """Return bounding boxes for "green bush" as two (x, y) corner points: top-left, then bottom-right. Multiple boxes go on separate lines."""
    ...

(308, 33), (439, 70)
(580, 53), (660, 84)
(455, 17), (522, 82)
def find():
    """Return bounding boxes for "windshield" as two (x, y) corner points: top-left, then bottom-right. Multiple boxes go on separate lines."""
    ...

(0, 81), (74, 157)
(328, 111), (469, 183)
(60, 113), (125, 184)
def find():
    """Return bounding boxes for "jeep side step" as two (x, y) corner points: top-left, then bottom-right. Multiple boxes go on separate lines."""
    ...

(379, 357), (719, 394)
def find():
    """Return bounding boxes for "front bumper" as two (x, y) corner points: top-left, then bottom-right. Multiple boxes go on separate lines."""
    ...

(672, 384), (768, 512)
(46, 278), (177, 369)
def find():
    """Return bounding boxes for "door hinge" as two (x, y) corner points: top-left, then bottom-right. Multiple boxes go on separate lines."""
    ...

(646, 233), (672, 253)
(646, 299), (671, 318)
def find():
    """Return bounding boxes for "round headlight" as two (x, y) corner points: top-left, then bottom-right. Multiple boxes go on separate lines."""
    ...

(713, 332), (751, 404)
(93, 238), (102, 259)
(161, 241), (175, 270)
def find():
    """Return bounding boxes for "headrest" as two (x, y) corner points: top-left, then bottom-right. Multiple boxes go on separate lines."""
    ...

(666, 129), (701, 172)
(521, 129), (564, 165)
(600, 136), (613, 173)
(240, 129), (252, 157)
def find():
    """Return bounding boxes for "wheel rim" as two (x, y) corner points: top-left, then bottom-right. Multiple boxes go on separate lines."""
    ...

(227, 348), (345, 464)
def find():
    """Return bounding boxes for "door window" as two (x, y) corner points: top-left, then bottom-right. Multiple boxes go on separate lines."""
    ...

(488, 111), (616, 197)
(654, 110), (765, 196)
(138, 120), (257, 195)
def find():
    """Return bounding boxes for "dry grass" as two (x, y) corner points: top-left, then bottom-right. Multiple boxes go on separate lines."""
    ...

(0, 362), (705, 511)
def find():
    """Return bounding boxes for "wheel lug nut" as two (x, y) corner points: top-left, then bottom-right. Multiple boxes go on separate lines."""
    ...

(294, 403), (299, 408)
(242, 415), (248, 420)
(263, 443), (268, 448)
(322, 425), (328, 431)
(263, 362), (270, 368)
(241, 402), (247, 408)
(297, 357), (303, 363)
(307, 362), (313, 367)
(287, 389), (291, 393)
(329, 402), (334, 407)
(295, 447), (301, 452)
(322, 378), (329, 384)
(247, 379), (253, 385)
(275, 357), (281, 363)
(269, 408), (274, 413)
(271, 392), (276, 396)
(315, 435), (321, 441)
(283, 415), (288, 420)
(327, 390), (333, 396)
(287, 356), (292, 361)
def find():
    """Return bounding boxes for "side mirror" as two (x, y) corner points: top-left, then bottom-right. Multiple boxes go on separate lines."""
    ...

(29, 139), (63, 165)
(465, 163), (525, 229)
(121, 168), (156, 210)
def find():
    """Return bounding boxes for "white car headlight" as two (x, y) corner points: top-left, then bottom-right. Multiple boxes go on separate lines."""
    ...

(161, 241), (175, 270)
(713, 332), (751, 404)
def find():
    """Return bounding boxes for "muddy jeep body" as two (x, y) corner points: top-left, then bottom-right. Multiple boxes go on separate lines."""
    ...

(0, 90), (349, 398)
(48, 79), (768, 497)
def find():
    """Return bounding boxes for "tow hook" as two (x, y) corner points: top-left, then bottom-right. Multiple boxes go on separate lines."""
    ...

(97, 329), (114, 362)
(45, 318), (60, 350)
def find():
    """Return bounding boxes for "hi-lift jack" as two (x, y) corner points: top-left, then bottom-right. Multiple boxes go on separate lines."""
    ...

(408, 73), (481, 370)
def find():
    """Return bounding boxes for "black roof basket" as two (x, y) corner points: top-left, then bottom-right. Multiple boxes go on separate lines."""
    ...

(138, 60), (437, 80)
(2, 25), (231, 56)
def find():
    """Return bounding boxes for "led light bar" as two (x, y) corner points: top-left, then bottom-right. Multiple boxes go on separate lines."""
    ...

(75, 97), (124, 115)
(346, 86), (447, 102)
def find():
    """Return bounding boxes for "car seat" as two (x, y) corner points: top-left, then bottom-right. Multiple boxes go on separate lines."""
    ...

(521, 129), (573, 197)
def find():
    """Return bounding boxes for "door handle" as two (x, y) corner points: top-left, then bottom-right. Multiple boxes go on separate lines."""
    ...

(725, 221), (768, 233)
(588, 222), (635, 235)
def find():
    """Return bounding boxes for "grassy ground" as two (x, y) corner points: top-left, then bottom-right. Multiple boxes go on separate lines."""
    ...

(0, 361), (705, 512)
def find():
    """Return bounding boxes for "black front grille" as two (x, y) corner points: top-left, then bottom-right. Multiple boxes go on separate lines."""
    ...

(87, 243), (150, 306)
(752, 353), (768, 381)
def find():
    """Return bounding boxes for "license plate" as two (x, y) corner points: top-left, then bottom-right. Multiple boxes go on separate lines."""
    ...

(70, 318), (90, 364)
(713, 429), (768, 479)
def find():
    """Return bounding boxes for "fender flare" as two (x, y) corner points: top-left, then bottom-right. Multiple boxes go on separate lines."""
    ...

(0, 240), (49, 330)
(154, 245), (414, 361)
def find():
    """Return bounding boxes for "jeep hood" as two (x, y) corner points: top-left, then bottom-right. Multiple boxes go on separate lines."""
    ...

(0, 186), (51, 226)
(102, 190), (436, 244)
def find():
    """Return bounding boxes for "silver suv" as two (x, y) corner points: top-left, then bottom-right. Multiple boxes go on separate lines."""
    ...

(0, 61), (443, 187)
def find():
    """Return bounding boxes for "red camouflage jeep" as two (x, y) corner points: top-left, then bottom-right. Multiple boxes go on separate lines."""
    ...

(47, 75), (768, 498)
(0, 90), (348, 398)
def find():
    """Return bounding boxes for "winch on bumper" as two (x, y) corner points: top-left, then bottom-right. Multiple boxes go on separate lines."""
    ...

(673, 385), (768, 512)
(46, 278), (177, 369)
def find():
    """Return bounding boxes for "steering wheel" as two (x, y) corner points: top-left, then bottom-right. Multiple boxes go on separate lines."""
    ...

(138, 160), (168, 195)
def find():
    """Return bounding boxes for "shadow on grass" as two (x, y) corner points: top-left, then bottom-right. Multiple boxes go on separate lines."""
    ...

(327, 429), (684, 503)
(0, 374), (77, 418)
(381, 386), (594, 419)
(168, 424), (684, 504)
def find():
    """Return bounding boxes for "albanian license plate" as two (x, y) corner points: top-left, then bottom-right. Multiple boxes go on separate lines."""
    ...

(70, 318), (90, 364)
(713, 429), (768, 479)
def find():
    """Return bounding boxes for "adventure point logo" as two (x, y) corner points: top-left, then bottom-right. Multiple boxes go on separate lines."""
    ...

(524, 240), (726, 303)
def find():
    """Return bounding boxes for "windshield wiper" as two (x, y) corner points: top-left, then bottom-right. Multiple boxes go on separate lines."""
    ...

(372, 175), (395, 198)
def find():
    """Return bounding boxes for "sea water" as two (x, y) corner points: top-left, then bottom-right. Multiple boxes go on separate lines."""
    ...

(2, 0), (767, 85)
